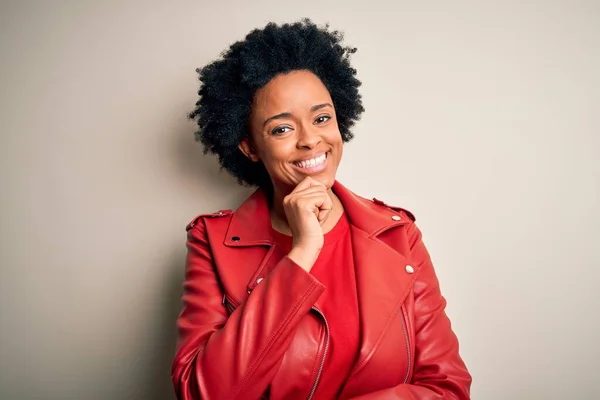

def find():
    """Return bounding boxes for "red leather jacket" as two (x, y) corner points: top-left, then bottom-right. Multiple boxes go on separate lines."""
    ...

(172, 181), (471, 399)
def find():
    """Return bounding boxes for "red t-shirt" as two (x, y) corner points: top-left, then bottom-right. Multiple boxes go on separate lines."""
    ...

(271, 212), (360, 399)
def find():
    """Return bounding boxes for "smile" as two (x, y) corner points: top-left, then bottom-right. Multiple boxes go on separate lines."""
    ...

(293, 153), (327, 169)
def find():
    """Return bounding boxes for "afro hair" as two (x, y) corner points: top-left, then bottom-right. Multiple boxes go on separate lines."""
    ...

(189, 18), (364, 189)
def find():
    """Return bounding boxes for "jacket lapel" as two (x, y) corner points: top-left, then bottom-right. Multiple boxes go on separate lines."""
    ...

(332, 182), (417, 376)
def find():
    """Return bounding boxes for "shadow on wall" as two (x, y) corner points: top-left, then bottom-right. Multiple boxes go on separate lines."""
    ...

(148, 254), (188, 400)
(143, 114), (249, 400)
(174, 112), (245, 196)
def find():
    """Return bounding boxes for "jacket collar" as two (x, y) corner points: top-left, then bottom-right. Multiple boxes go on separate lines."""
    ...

(224, 180), (410, 247)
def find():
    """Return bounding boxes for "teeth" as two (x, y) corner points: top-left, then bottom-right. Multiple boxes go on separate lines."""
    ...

(295, 153), (326, 169)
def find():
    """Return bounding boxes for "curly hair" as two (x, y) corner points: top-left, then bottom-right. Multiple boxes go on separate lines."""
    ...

(189, 19), (364, 189)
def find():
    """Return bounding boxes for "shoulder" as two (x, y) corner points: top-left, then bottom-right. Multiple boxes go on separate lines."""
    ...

(371, 197), (416, 222)
(186, 209), (233, 231)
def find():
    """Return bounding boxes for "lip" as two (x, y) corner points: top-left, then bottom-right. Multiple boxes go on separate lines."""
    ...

(292, 151), (328, 163)
(290, 152), (329, 175)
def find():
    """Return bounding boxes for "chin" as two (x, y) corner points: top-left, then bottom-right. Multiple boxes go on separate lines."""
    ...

(313, 174), (335, 189)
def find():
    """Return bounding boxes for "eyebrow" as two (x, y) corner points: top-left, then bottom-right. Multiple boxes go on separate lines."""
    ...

(262, 103), (333, 127)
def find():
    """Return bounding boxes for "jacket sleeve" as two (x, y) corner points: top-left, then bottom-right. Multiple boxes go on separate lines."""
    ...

(352, 221), (472, 400)
(171, 218), (325, 400)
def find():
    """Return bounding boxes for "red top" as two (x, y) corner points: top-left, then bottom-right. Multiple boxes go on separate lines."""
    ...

(271, 212), (360, 399)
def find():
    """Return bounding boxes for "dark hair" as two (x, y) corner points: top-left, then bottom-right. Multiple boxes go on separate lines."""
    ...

(189, 18), (364, 189)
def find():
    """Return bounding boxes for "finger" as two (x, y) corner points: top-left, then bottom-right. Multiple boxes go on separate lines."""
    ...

(295, 193), (332, 222)
(289, 186), (327, 198)
(306, 177), (326, 189)
(293, 192), (330, 207)
(317, 197), (333, 223)
(292, 177), (326, 193)
(291, 177), (317, 193)
(317, 209), (331, 224)
(284, 187), (327, 207)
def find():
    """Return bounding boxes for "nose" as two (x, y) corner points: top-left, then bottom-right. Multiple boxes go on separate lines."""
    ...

(296, 124), (322, 149)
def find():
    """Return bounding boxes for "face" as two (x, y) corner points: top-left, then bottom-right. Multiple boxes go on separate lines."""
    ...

(241, 70), (343, 195)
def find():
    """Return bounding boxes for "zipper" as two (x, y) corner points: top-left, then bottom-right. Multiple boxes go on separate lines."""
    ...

(307, 306), (330, 400)
(222, 294), (237, 315)
(398, 306), (411, 383)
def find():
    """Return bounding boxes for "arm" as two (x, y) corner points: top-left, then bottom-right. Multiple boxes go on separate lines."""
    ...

(171, 219), (325, 400)
(352, 222), (472, 400)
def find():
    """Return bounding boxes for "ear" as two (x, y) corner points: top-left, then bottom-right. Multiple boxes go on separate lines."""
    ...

(238, 138), (260, 162)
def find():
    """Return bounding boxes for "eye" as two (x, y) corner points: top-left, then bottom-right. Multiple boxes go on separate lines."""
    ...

(270, 126), (292, 135)
(314, 115), (331, 124)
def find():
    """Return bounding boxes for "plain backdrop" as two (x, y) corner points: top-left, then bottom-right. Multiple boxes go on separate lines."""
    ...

(1, 1), (599, 399)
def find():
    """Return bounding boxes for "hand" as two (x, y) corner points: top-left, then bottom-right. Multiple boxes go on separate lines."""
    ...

(283, 177), (333, 271)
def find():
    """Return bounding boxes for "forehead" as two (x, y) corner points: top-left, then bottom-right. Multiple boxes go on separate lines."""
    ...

(252, 70), (333, 114)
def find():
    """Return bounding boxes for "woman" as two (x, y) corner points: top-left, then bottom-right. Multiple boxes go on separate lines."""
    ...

(172, 19), (471, 400)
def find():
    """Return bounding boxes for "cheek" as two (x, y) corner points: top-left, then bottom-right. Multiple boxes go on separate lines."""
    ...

(329, 131), (344, 160)
(327, 128), (344, 148)
(260, 141), (295, 166)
